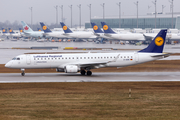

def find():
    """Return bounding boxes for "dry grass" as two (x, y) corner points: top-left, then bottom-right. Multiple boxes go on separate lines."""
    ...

(1, 60), (180, 73)
(0, 82), (180, 120)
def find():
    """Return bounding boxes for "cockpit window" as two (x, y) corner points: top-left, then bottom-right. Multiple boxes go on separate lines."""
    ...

(12, 57), (20, 60)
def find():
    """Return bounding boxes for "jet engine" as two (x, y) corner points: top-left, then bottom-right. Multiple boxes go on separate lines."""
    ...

(64, 65), (78, 73)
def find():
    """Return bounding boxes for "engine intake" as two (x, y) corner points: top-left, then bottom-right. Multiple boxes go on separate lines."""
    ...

(64, 65), (78, 73)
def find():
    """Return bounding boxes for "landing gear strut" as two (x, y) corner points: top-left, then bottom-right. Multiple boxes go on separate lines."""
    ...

(21, 69), (25, 76)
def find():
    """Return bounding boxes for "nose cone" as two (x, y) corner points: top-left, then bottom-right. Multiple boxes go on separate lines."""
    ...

(5, 61), (12, 68)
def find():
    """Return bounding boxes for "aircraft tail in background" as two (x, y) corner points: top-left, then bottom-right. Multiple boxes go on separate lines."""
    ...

(101, 22), (116, 34)
(60, 22), (73, 33)
(39, 22), (52, 33)
(21, 21), (34, 33)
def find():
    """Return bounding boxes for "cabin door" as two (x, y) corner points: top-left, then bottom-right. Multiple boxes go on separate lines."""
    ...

(134, 53), (139, 62)
(26, 55), (31, 65)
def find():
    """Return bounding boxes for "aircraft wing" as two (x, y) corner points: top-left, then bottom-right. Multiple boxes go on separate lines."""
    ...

(143, 34), (155, 40)
(72, 54), (120, 68)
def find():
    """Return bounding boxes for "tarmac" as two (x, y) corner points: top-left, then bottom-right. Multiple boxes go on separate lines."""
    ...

(0, 72), (180, 83)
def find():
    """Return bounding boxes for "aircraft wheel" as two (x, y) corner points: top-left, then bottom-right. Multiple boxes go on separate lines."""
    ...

(87, 71), (92, 76)
(21, 72), (25, 76)
(81, 70), (86, 75)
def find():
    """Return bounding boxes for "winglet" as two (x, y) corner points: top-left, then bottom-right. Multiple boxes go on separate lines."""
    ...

(39, 22), (52, 33)
(60, 22), (73, 33)
(101, 22), (116, 34)
(138, 29), (167, 53)
(91, 22), (104, 33)
(21, 21), (33, 32)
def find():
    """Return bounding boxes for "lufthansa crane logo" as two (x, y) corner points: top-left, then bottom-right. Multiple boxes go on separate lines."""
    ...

(43, 26), (47, 30)
(3, 29), (5, 32)
(20, 30), (23, 32)
(103, 25), (108, 30)
(63, 26), (68, 30)
(93, 25), (98, 30)
(9, 30), (12, 32)
(155, 37), (164, 46)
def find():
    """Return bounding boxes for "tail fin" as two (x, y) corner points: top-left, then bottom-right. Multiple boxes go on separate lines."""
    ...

(37, 28), (41, 31)
(101, 22), (116, 34)
(91, 22), (104, 33)
(9, 28), (14, 34)
(138, 29), (167, 53)
(2, 28), (8, 33)
(21, 21), (33, 32)
(39, 22), (52, 33)
(19, 28), (23, 33)
(60, 22), (72, 33)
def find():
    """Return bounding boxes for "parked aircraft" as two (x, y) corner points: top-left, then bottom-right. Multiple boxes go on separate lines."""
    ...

(2, 28), (10, 37)
(5, 29), (169, 76)
(39, 22), (67, 39)
(21, 21), (44, 38)
(60, 22), (97, 39)
(8, 28), (22, 38)
(101, 22), (153, 41)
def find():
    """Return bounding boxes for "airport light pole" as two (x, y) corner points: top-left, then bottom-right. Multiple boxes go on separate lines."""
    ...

(116, 2), (121, 28)
(87, 4), (91, 28)
(29, 7), (33, 28)
(69, 5), (73, 28)
(134, 1), (138, 28)
(152, 0), (157, 28)
(162, 5), (165, 14)
(60, 5), (63, 22)
(169, 0), (174, 28)
(100, 3), (105, 22)
(77, 4), (81, 28)
(54, 5), (58, 25)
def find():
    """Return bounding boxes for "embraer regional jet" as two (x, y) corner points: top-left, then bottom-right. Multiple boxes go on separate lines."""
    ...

(5, 30), (169, 76)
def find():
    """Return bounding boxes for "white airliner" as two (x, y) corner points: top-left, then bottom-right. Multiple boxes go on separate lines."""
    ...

(60, 22), (97, 39)
(39, 22), (68, 39)
(5, 29), (169, 76)
(8, 28), (22, 38)
(101, 22), (153, 41)
(21, 21), (45, 38)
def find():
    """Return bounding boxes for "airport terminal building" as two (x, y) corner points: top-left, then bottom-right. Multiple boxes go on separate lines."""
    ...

(85, 14), (180, 30)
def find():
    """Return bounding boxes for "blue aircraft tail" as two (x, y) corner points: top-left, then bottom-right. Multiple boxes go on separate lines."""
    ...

(19, 28), (23, 33)
(60, 22), (73, 33)
(101, 22), (116, 34)
(2, 28), (8, 33)
(21, 21), (33, 32)
(91, 22), (104, 33)
(138, 29), (167, 53)
(39, 22), (52, 33)
(37, 28), (41, 31)
(9, 28), (15, 34)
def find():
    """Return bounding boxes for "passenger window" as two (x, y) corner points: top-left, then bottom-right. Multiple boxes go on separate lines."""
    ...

(91, 57), (93, 59)
(95, 57), (96, 59)
(84, 57), (86, 59)
(17, 58), (20, 60)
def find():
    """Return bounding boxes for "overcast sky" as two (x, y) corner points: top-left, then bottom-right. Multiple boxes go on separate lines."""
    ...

(0, 0), (180, 26)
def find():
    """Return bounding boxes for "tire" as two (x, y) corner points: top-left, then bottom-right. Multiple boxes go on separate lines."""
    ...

(81, 70), (86, 75)
(87, 71), (92, 76)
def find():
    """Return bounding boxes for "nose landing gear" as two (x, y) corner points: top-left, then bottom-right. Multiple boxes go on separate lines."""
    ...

(21, 69), (25, 76)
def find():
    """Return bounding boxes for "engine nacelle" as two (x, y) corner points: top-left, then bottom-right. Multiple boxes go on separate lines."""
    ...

(64, 65), (78, 73)
(56, 68), (64, 72)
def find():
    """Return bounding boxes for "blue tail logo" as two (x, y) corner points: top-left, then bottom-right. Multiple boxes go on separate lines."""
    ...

(91, 22), (104, 33)
(2, 28), (7, 33)
(139, 29), (167, 53)
(101, 22), (116, 34)
(155, 37), (164, 46)
(39, 22), (52, 33)
(60, 22), (72, 33)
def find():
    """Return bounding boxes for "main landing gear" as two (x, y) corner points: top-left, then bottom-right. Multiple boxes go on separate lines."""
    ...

(21, 69), (25, 76)
(80, 70), (92, 76)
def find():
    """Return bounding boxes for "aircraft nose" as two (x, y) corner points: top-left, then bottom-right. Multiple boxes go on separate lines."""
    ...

(5, 61), (12, 68)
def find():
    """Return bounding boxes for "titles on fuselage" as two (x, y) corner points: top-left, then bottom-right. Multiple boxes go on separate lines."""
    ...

(33, 55), (62, 58)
